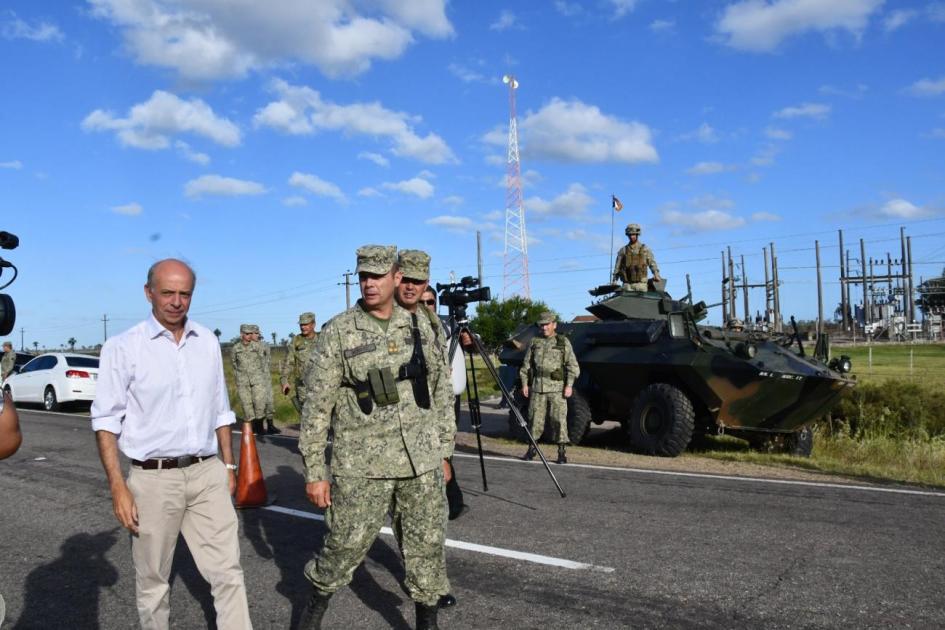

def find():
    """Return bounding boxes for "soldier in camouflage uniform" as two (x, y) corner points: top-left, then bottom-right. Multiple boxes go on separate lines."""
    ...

(297, 245), (455, 630)
(519, 311), (580, 464)
(1, 342), (15, 383)
(230, 323), (274, 435)
(613, 222), (661, 291)
(280, 312), (318, 419)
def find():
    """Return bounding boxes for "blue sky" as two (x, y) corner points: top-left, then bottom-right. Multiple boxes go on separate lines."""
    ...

(2, 0), (944, 349)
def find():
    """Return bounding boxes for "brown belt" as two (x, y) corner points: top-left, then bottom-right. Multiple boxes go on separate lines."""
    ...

(131, 455), (214, 470)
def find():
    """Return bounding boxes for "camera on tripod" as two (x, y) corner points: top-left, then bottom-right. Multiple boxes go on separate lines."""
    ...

(435, 276), (491, 312)
(0, 231), (19, 336)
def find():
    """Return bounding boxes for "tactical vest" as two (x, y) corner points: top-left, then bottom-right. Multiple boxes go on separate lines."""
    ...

(531, 335), (569, 381)
(627, 248), (646, 283)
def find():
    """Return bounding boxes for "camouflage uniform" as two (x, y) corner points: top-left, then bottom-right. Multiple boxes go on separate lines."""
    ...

(1, 348), (15, 382)
(280, 313), (318, 414)
(614, 241), (659, 291)
(519, 317), (580, 445)
(299, 245), (455, 609)
(230, 324), (273, 424)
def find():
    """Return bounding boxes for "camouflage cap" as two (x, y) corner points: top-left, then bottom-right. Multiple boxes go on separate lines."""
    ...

(298, 312), (316, 325)
(625, 223), (641, 236)
(397, 249), (431, 281)
(239, 323), (259, 334)
(537, 311), (556, 325)
(356, 244), (398, 275)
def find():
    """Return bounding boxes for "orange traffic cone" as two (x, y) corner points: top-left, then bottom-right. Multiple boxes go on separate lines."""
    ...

(236, 420), (270, 508)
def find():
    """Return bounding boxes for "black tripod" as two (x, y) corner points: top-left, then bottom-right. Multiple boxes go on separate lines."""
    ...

(445, 305), (566, 499)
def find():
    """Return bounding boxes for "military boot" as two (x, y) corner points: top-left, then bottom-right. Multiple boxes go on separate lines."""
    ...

(522, 445), (537, 461)
(556, 444), (567, 465)
(297, 589), (332, 629)
(415, 602), (440, 630)
(266, 418), (281, 435)
(251, 419), (265, 436)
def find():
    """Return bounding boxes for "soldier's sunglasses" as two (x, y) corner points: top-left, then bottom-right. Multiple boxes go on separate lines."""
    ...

(421, 299), (436, 306)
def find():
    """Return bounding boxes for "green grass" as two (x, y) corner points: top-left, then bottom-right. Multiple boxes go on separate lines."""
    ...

(839, 342), (945, 387)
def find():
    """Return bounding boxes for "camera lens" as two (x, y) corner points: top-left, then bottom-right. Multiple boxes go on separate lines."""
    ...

(0, 293), (15, 336)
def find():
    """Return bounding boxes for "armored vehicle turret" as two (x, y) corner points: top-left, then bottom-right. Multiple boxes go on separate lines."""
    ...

(498, 284), (855, 456)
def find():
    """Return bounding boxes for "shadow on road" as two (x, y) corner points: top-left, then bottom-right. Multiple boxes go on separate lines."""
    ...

(14, 529), (120, 630)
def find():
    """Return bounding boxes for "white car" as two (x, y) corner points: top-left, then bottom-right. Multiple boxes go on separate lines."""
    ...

(2, 352), (100, 411)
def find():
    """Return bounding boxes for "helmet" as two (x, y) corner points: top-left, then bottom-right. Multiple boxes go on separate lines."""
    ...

(727, 318), (744, 330)
(625, 223), (641, 236)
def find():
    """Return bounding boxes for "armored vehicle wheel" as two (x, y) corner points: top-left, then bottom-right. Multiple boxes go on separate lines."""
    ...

(783, 426), (813, 457)
(626, 383), (694, 456)
(567, 389), (592, 445)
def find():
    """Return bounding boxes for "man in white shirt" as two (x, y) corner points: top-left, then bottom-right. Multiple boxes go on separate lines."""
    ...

(91, 259), (251, 630)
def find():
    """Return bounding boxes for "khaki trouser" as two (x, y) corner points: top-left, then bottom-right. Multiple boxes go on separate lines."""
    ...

(127, 458), (252, 630)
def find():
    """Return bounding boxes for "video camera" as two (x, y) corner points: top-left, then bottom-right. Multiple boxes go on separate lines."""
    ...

(435, 276), (491, 312)
(0, 231), (19, 336)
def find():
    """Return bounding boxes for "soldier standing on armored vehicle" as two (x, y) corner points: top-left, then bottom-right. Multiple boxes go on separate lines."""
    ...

(520, 311), (580, 464)
(231, 323), (275, 435)
(613, 222), (661, 291)
(281, 312), (318, 421)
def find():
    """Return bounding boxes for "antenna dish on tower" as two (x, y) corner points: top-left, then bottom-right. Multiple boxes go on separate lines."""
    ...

(502, 74), (519, 89)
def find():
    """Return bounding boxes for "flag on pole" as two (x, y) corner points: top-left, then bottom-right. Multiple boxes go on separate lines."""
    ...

(612, 195), (623, 212)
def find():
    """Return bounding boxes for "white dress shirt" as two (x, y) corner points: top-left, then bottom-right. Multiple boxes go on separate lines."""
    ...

(91, 314), (236, 460)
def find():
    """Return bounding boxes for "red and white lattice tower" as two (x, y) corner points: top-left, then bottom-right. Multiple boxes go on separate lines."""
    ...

(502, 74), (530, 299)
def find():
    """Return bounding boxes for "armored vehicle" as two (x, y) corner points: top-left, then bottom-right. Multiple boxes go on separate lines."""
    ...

(498, 284), (855, 457)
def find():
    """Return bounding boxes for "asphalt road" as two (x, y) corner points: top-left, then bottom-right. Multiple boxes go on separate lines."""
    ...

(1, 409), (944, 629)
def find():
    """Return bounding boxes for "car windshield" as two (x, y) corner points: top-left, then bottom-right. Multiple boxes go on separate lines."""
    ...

(65, 356), (100, 368)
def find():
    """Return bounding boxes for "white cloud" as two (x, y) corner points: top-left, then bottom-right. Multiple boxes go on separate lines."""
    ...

(751, 211), (782, 222)
(751, 143), (781, 166)
(687, 161), (735, 175)
(883, 9), (918, 31)
(0, 160), (22, 169)
(87, 0), (453, 80)
(358, 187), (382, 197)
(649, 19), (676, 32)
(426, 215), (475, 232)
(525, 183), (594, 220)
(175, 140), (210, 165)
(282, 196), (308, 207)
(928, 128), (945, 139)
(930, 2), (945, 22)
(254, 79), (456, 164)
(908, 76), (945, 97)
(383, 176), (434, 198)
(679, 122), (719, 143)
(490, 10), (518, 31)
(878, 198), (931, 218)
(358, 151), (390, 167)
(661, 207), (746, 233)
(486, 98), (657, 164)
(184, 174), (266, 198)
(765, 126), (793, 140)
(111, 202), (143, 216)
(715, 0), (883, 52)
(1, 13), (63, 42)
(82, 90), (240, 150)
(482, 210), (503, 221)
(448, 63), (486, 83)
(818, 83), (868, 98)
(773, 102), (831, 120)
(554, 2), (584, 17)
(289, 171), (346, 203)
(609, 0), (638, 19)
(442, 195), (464, 206)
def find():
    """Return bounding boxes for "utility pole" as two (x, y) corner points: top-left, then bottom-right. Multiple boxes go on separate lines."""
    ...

(815, 240), (823, 337)
(720, 251), (728, 325)
(762, 247), (771, 325)
(770, 242), (782, 333)
(741, 254), (749, 323)
(476, 230), (483, 288)
(339, 270), (355, 309)
(501, 73), (530, 299)
(20, 326), (24, 351)
(102, 314), (109, 343)
(838, 229), (848, 331)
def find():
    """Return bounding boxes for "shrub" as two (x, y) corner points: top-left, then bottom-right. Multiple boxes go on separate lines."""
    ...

(832, 379), (945, 440)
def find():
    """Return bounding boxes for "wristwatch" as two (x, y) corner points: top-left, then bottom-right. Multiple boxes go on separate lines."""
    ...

(224, 463), (238, 471)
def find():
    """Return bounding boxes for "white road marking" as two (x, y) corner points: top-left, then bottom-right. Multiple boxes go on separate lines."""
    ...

(262, 505), (614, 573)
(453, 453), (945, 499)
(36, 412), (945, 499)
